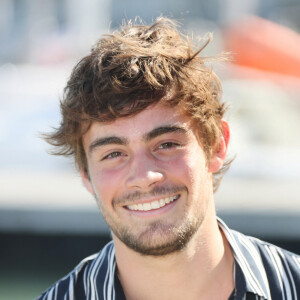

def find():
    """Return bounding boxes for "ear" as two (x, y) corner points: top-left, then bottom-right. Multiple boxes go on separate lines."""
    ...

(208, 120), (230, 173)
(80, 169), (95, 195)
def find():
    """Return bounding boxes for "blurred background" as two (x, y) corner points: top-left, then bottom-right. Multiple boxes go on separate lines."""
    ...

(0, 0), (300, 299)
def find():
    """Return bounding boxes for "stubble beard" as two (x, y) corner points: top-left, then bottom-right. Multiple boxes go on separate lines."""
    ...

(96, 185), (205, 257)
(114, 214), (204, 256)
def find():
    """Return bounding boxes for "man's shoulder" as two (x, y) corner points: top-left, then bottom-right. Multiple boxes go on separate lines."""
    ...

(218, 218), (300, 298)
(219, 219), (300, 272)
(232, 228), (300, 268)
(230, 228), (300, 298)
(35, 241), (115, 300)
(246, 233), (300, 277)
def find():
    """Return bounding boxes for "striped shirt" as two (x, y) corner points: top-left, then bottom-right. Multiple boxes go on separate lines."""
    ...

(36, 218), (300, 300)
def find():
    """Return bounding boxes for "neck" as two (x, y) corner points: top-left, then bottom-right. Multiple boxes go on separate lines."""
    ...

(114, 207), (234, 300)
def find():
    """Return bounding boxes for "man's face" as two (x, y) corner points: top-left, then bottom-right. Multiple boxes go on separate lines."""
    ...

(81, 103), (218, 256)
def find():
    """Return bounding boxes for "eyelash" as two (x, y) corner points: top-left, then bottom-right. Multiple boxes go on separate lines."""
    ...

(102, 151), (124, 160)
(157, 142), (180, 149)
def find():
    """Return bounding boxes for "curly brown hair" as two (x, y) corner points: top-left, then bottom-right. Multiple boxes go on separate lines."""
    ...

(45, 17), (231, 191)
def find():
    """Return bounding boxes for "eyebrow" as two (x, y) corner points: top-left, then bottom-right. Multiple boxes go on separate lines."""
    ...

(89, 136), (128, 154)
(88, 125), (188, 154)
(143, 125), (188, 142)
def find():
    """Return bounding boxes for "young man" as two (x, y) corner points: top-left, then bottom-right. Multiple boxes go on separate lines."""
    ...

(37, 18), (299, 300)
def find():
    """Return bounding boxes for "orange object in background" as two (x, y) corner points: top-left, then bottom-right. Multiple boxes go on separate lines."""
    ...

(223, 15), (300, 78)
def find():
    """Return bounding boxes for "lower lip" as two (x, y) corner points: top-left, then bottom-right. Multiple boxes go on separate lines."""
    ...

(125, 196), (180, 217)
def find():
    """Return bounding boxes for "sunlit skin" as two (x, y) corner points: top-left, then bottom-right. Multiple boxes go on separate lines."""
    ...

(81, 102), (233, 299)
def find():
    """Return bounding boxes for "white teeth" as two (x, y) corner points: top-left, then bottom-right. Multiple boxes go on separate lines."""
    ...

(151, 201), (160, 209)
(143, 203), (151, 211)
(127, 195), (179, 211)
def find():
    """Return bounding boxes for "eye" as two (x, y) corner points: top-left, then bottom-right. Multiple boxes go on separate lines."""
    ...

(102, 151), (124, 160)
(157, 142), (180, 150)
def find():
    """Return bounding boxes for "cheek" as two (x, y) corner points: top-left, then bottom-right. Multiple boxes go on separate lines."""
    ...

(90, 167), (127, 204)
(162, 151), (204, 183)
(173, 150), (210, 193)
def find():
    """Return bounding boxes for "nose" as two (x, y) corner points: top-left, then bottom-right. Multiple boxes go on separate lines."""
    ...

(125, 152), (164, 190)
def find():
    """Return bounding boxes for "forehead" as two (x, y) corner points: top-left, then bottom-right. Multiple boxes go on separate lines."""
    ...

(82, 103), (193, 145)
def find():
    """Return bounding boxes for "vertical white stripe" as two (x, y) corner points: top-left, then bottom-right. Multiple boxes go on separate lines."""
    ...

(278, 248), (298, 300)
(67, 254), (98, 299)
(103, 263), (109, 300)
(83, 265), (88, 296)
(107, 247), (116, 300)
(240, 237), (271, 299)
(220, 224), (266, 297)
(103, 245), (115, 300)
(292, 256), (300, 269)
(270, 245), (292, 299)
(68, 274), (74, 300)
(88, 249), (107, 300)
(265, 245), (284, 299)
(54, 283), (58, 299)
(47, 286), (54, 300)
(94, 250), (108, 300)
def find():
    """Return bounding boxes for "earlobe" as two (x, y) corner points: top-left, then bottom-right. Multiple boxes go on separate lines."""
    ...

(208, 120), (230, 173)
(80, 169), (95, 195)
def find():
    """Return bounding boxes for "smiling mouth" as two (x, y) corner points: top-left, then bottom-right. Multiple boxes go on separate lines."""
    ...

(126, 195), (180, 212)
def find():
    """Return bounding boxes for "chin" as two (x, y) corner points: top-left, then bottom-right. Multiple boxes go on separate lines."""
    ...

(114, 217), (203, 257)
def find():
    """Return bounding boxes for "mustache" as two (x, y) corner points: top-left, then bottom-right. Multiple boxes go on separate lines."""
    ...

(113, 185), (187, 206)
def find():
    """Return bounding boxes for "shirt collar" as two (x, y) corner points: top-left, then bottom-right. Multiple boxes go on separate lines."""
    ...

(218, 217), (270, 299)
